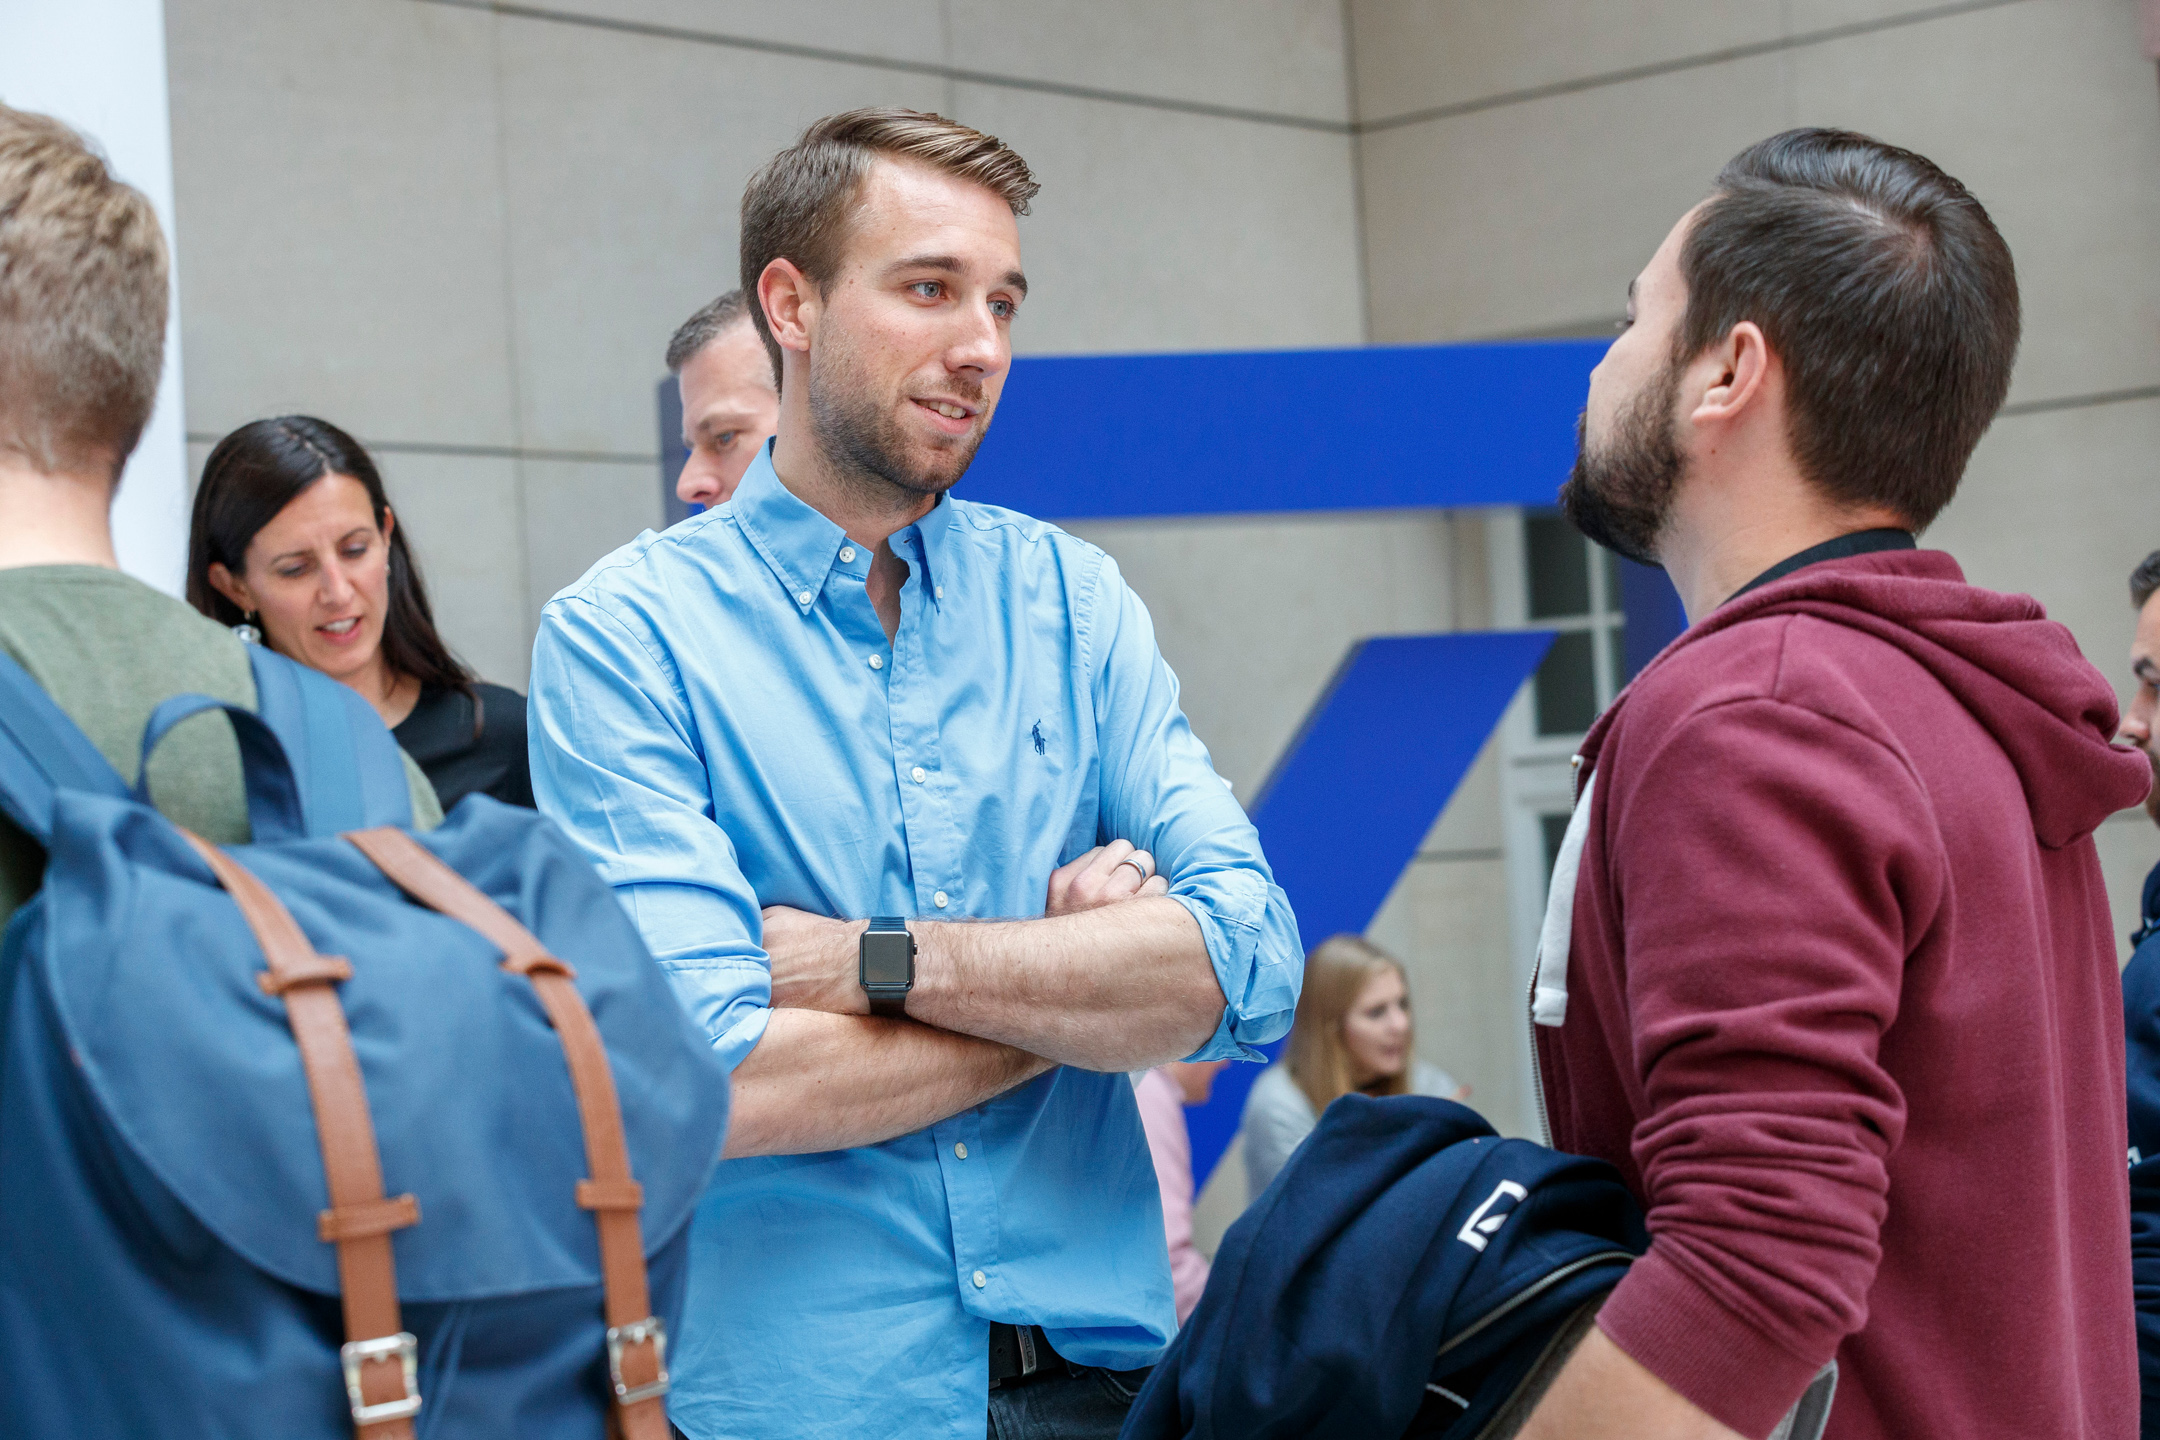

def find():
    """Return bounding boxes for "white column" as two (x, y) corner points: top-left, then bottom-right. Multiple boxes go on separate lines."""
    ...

(0, 0), (188, 594)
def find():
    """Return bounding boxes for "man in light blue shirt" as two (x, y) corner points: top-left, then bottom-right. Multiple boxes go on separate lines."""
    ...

(529, 109), (1301, 1440)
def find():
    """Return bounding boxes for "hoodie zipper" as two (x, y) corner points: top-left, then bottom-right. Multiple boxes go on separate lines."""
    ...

(1526, 752), (1586, 1148)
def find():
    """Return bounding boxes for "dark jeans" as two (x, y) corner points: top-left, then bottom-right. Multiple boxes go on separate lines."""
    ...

(987, 1365), (1151, 1440)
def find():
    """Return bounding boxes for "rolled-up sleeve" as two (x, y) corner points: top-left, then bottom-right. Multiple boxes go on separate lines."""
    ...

(1081, 556), (1302, 1061)
(529, 592), (771, 1072)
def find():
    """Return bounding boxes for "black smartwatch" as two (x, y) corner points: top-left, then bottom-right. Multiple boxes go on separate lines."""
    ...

(859, 916), (916, 1019)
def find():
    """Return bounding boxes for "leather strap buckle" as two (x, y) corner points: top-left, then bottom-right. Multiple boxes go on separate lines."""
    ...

(341, 1331), (421, 1425)
(606, 1315), (671, 1406)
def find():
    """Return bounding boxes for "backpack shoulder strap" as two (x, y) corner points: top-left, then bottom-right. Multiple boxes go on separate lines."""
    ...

(344, 827), (672, 1439)
(247, 648), (413, 836)
(177, 831), (422, 1438)
(0, 650), (131, 845)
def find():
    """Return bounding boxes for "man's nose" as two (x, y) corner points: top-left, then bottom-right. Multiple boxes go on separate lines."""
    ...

(677, 463), (720, 507)
(945, 303), (1006, 376)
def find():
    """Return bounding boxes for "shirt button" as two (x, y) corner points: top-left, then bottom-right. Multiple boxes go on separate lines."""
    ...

(971, 1270), (987, 1289)
(933, 891), (949, 909)
(868, 655), (884, 670)
(796, 590), (813, 606)
(936, 585), (945, 599)
(911, 766), (926, 784)
(839, 546), (856, 563)
(954, 1142), (968, 1160)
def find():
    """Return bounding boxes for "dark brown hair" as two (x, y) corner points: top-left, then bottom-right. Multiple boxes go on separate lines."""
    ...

(2134, 550), (2160, 610)
(738, 108), (1038, 378)
(186, 416), (473, 695)
(1676, 128), (2020, 531)
(665, 288), (756, 374)
(0, 104), (168, 478)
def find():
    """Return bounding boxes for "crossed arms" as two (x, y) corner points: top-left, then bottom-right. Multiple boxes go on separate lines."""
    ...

(528, 571), (1300, 1164)
(727, 841), (1224, 1157)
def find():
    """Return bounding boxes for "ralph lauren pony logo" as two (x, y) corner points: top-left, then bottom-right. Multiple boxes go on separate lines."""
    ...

(1030, 721), (1047, 756)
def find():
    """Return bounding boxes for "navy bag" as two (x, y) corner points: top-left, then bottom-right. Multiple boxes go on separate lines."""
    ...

(1124, 1094), (1644, 1440)
(1126, 1094), (1836, 1440)
(0, 647), (728, 1439)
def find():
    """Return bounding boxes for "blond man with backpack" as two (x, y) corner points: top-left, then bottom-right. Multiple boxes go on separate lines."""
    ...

(0, 103), (727, 1440)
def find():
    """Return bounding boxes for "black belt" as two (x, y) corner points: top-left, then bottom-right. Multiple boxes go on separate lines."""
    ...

(988, 1323), (1068, 1390)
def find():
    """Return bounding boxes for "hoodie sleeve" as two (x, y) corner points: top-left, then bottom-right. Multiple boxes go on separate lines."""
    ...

(1591, 693), (1944, 1436)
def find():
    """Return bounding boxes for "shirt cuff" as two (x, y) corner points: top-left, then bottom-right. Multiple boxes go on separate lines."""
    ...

(1596, 1243), (1828, 1439)
(656, 956), (771, 1074)
(1167, 890), (1274, 1062)
(1180, 1005), (1263, 1064)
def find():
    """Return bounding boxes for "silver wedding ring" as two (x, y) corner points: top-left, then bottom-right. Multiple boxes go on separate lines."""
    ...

(1115, 856), (1154, 882)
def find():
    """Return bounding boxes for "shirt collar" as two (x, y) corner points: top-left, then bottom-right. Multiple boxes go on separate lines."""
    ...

(903, 488), (957, 608)
(731, 441), (851, 615)
(731, 439), (957, 614)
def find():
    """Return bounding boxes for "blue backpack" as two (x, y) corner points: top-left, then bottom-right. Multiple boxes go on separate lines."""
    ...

(0, 646), (728, 1440)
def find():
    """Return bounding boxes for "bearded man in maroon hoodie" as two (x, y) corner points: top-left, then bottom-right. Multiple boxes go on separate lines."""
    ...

(1514, 129), (2153, 1440)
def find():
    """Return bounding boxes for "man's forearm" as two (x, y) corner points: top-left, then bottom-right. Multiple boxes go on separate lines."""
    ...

(907, 897), (1224, 1070)
(1517, 1327), (1743, 1440)
(721, 1008), (1053, 1158)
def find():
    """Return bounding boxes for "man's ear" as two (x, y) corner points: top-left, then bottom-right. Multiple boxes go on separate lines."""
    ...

(1689, 321), (1773, 427)
(206, 560), (253, 614)
(758, 257), (818, 356)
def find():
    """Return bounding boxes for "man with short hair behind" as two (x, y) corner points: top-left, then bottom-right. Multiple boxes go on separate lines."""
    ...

(665, 288), (779, 510)
(530, 109), (1299, 1440)
(0, 103), (439, 934)
(1515, 129), (2148, 1439)
(2116, 549), (2160, 1436)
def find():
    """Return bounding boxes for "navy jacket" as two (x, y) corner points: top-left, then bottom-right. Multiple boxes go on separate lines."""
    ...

(1123, 1095), (1645, 1440)
(2125, 858), (2160, 1436)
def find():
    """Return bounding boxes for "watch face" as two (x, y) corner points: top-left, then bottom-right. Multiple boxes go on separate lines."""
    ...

(861, 931), (913, 988)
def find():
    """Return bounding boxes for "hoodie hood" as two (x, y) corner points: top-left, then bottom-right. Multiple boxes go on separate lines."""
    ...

(1582, 548), (2150, 849)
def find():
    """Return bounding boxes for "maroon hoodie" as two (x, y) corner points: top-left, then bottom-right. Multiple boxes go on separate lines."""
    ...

(1534, 548), (2151, 1440)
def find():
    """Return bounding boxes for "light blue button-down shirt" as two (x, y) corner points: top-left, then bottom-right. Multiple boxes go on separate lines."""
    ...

(528, 445), (1301, 1440)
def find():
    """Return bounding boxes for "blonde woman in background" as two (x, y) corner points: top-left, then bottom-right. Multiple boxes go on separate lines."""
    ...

(1240, 935), (1468, 1197)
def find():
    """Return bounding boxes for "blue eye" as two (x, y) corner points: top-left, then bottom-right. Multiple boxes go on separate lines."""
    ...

(911, 281), (942, 299)
(990, 300), (1015, 320)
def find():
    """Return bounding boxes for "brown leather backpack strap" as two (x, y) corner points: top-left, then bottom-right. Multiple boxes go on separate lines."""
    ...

(180, 833), (421, 1440)
(343, 827), (670, 1439)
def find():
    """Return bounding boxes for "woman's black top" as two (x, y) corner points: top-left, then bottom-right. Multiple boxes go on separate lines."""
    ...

(393, 681), (534, 812)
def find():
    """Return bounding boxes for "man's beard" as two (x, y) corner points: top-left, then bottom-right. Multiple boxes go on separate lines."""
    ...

(806, 326), (987, 505)
(1558, 360), (1685, 567)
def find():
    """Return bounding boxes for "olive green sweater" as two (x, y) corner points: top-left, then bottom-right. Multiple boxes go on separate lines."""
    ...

(0, 566), (441, 931)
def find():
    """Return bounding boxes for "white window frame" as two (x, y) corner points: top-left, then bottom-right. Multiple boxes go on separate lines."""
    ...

(1488, 507), (1626, 1127)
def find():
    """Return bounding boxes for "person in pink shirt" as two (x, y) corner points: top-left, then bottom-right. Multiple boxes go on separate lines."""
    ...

(1135, 1060), (1229, 1324)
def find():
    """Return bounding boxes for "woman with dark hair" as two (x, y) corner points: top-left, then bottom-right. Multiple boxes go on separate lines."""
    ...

(187, 416), (533, 811)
